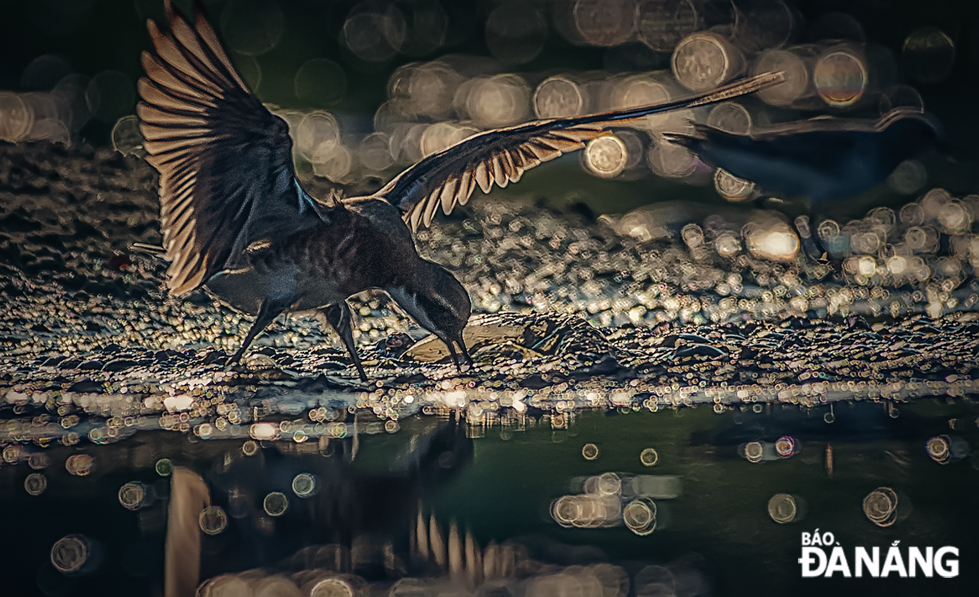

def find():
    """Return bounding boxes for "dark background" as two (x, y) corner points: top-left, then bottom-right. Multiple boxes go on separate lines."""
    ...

(1, 0), (978, 153)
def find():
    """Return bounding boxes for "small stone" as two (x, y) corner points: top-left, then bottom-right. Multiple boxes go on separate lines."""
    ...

(202, 350), (228, 365)
(67, 380), (103, 393)
(103, 359), (137, 372)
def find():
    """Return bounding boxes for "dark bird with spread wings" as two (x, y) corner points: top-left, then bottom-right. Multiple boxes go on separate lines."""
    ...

(664, 109), (944, 203)
(663, 110), (944, 258)
(137, 0), (784, 381)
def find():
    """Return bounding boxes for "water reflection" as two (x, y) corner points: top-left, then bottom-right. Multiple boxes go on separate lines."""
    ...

(3, 401), (977, 594)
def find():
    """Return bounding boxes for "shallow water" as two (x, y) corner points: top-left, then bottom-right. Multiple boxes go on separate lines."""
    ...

(3, 403), (978, 596)
(2, 142), (979, 595)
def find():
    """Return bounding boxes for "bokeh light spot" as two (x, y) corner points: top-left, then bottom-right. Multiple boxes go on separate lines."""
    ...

(707, 102), (751, 134)
(112, 115), (144, 156)
(573, 0), (635, 47)
(154, 458), (173, 477)
(637, 0), (700, 52)
(534, 77), (583, 119)
(902, 27), (955, 84)
(21, 54), (72, 91)
(639, 448), (659, 467)
(85, 71), (135, 122)
(886, 159), (927, 195)
(343, 7), (406, 63)
(220, 0), (285, 57)
(0, 93), (34, 142)
(118, 482), (148, 510)
(199, 506), (228, 535)
(486, 4), (547, 65)
(65, 454), (94, 476)
(358, 132), (394, 171)
(25, 473), (47, 496)
(752, 50), (808, 106)
(584, 135), (628, 178)
(648, 139), (696, 179)
(311, 144), (353, 182)
(466, 75), (530, 129)
(880, 84), (924, 114)
(612, 76), (674, 131)
(295, 111), (341, 161)
(767, 493), (800, 523)
(623, 498), (658, 535)
(714, 168), (755, 202)
(308, 577), (355, 597)
(242, 440), (259, 456)
(292, 473), (318, 498)
(295, 58), (347, 108)
(263, 491), (289, 516)
(581, 443), (600, 460)
(814, 49), (867, 107)
(50, 535), (90, 574)
(863, 487), (899, 527)
(673, 32), (743, 91)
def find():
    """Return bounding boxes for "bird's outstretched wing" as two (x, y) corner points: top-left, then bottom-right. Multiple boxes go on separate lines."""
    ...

(376, 71), (785, 231)
(138, 0), (322, 296)
(664, 122), (868, 173)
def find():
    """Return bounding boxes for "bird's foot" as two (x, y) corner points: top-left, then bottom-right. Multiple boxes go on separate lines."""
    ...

(224, 352), (246, 372)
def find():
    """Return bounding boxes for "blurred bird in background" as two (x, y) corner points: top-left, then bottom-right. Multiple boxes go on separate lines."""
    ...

(665, 109), (946, 258)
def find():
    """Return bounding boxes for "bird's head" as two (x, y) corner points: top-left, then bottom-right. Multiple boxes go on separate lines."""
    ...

(402, 260), (472, 339)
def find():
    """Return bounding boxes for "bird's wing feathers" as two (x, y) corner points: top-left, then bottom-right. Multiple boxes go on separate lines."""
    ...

(138, 0), (319, 296)
(378, 71), (785, 231)
(668, 122), (870, 172)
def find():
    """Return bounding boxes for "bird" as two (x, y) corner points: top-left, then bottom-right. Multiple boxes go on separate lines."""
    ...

(664, 109), (944, 203)
(137, 0), (785, 382)
(663, 110), (945, 256)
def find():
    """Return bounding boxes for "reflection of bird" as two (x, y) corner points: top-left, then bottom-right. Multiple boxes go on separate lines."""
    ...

(138, 0), (783, 380)
(664, 110), (944, 203)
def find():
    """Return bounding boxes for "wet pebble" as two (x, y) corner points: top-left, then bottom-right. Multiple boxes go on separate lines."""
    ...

(377, 333), (413, 358)
(103, 359), (137, 372)
(673, 345), (726, 359)
(67, 380), (102, 393)
(202, 350), (228, 365)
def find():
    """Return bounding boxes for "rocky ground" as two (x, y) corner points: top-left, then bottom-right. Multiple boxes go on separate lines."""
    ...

(2, 141), (979, 447)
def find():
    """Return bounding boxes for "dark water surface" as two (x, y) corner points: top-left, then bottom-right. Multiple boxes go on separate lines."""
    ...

(2, 402), (978, 596)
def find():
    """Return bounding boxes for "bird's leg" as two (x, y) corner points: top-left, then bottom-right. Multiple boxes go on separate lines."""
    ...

(442, 336), (462, 369)
(321, 301), (368, 383)
(226, 296), (293, 369)
(794, 213), (825, 262)
(440, 334), (472, 374)
(457, 336), (473, 365)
